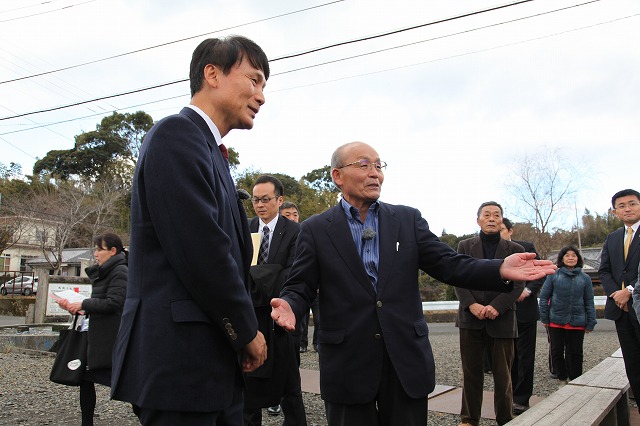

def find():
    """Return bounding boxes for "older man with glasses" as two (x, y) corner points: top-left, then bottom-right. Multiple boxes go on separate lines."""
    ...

(271, 141), (557, 426)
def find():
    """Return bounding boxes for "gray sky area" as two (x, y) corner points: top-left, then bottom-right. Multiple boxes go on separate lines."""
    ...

(1, 0), (638, 235)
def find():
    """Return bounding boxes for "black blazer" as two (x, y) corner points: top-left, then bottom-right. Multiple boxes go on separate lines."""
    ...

(111, 107), (258, 412)
(512, 239), (544, 323)
(245, 215), (300, 408)
(455, 237), (525, 338)
(600, 226), (640, 322)
(280, 202), (511, 404)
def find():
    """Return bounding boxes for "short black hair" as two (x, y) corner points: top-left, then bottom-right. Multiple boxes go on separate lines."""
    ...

(611, 189), (640, 208)
(477, 201), (503, 218)
(280, 201), (299, 212)
(93, 233), (125, 254)
(502, 217), (513, 230)
(189, 35), (270, 97)
(556, 245), (583, 268)
(254, 175), (283, 197)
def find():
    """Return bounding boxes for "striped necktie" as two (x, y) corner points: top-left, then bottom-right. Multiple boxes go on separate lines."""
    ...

(257, 226), (270, 265)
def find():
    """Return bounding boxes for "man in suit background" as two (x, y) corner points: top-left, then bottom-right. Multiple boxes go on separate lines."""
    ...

(279, 201), (300, 223)
(111, 36), (269, 425)
(455, 203), (524, 426)
(244, 175), (306, 426)
(500, 218), (544, 415)
(270, 142), (557, 426)
(600, 188), (640, 411)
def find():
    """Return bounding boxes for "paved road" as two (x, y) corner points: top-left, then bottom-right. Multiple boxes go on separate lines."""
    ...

(0, 315), (26, 326)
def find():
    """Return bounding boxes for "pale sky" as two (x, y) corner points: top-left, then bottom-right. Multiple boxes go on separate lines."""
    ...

(1, 0), (638, 235)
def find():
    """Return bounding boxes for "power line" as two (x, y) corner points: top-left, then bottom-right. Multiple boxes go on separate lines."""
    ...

(0, 0), (536, 121)
(0, 0), (97, 23)
(0, 0), (345, 85)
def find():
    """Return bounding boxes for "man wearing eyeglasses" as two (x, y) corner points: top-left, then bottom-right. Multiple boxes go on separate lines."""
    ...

(245, 175), (306, 426)
(600, 188), (640, 413)
(271, 141), (558, 426)
(112, 36), (268, 425)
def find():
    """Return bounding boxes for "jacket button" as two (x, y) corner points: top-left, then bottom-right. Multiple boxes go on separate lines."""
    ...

(374, 333), (381, 339)
(376, 301), (383, 308)
(222, 318), (230, 324)
(230, 333), (238, 340)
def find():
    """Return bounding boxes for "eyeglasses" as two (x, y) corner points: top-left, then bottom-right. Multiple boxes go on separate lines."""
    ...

(615, 201), (640, 210)
(251, 196), (278, 204)
(338, 159), (387, 172)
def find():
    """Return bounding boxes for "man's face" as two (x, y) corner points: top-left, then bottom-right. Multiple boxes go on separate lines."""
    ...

(252, 182), (282, 223)
(477, 205), (503, 234)
(613, 195), (640, 226)
(280, 207), (299, 223)
(331, 143), (384, 209)
(499, 223), (512, 240)
(214, 58), (266, 134)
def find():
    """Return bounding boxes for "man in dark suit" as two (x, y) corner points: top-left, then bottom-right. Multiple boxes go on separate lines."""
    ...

(500, 218), (544, 415)
(600, 188), (640, 410)
(111, 36), (269, 425)
(455, 203), (524, 426)
(270, 142), (557, 426)
(244, 175), (306, 426)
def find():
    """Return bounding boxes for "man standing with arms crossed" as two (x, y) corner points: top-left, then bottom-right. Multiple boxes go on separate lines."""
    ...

(111, 36), (269, 425)
(600, 189), (640, 412)
(271, 141), (557, 426)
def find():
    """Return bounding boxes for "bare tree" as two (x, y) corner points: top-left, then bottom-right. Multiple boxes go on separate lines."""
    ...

(28, 181), (96, 274)
(504, 148), (589, 258)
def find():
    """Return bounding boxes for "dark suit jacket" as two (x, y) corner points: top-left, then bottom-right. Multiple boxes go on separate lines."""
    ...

(455, 236), (525, 338)
(280, 202), (512, 404)
(512, 239), (544, 323)
(111, 107), (258, 412)
(245, 215), (300, 408)
(600, 226), (640, 323)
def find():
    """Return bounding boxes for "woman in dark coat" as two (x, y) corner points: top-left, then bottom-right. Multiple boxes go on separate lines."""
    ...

(57, 233), (127, 426)
(539, 245), (596, 382)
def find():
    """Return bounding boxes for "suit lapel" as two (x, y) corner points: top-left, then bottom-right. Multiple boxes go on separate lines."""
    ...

(325, 205), (376, 298)
(470, 238), (484, 259)
(267, 216), (286, 263)
(376, 203), (399, 296)
(625, 229), (640, 266)
(180, 108), (247, 253)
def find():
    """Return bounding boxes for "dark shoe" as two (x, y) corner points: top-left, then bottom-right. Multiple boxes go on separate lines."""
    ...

(513, 403), (529, 415)
(313, 344), (318, 352)
(484, 369), (492, 374)
(299, 346), (308, 353)
(267, 405), (281, 416)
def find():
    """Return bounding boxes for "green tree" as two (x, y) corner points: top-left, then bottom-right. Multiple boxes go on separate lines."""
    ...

(302, 165), (338, 193)
(33, 111), (153, 181)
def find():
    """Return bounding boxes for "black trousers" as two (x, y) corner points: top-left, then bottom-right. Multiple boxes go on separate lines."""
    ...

(511, 320), (537, 405)
(324, 346), (427, 426)
(615, 311), (640, 411)
(548, 327), (585, 380)
(134, 383), (244, 426)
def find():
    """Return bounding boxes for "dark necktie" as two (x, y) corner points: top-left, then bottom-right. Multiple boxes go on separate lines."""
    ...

(219, 144), (229, 161)
(257, 226), (270, 265)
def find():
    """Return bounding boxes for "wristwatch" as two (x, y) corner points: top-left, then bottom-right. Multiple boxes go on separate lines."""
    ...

(524, 287), (532, 295)
(626, 285), (634, 295)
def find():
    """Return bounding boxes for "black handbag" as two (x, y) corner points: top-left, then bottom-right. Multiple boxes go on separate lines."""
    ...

(50, 314), (88, 386)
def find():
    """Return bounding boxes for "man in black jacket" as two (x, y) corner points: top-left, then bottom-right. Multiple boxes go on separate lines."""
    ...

(501, 218), (544, 415)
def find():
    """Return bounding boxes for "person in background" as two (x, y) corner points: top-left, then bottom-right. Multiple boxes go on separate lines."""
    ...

(600, 189), (640, 411)
(500, 218), (544, 415)
(271, 141), (557, 426)
(539, 246), (596, 382)
(57, 233), (127, 426)
(279, 202), (300, 223)
(244, 176), (306, 426)
(455, 202), (524, 426)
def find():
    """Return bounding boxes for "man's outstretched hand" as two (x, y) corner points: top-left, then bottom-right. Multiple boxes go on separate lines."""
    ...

(500, 252), (557, 281)
(271, 298), (296, 332)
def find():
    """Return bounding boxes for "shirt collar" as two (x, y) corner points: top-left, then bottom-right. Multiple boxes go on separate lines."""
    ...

(259, 215), (279, 233)
(340, 198), (380, 223)
(186, 105), (223, 146)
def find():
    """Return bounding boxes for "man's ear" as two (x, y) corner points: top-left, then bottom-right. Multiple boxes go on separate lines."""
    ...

(203, 64), (219, 88)
(331, 168), (342, 188)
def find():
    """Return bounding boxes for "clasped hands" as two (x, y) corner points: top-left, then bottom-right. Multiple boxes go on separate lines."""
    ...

(610, 289), (631, 312)
(469, 303), (500, 320)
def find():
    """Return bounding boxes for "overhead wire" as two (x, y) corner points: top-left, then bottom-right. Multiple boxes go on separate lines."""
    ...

(0, 0), (97, 23)
(0, 0), (345, 85)
(0, 0), (539, 121)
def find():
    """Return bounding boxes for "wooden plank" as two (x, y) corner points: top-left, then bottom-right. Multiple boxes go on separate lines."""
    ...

(611, 348), (623, 358)
(571, 357), (630, 391)
(507, 385), (620, 425)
